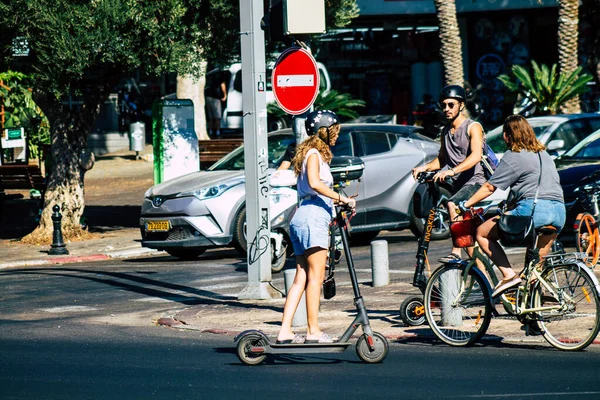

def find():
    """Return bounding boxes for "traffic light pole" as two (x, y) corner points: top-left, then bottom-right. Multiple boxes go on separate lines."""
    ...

(238, 0), (281, 300)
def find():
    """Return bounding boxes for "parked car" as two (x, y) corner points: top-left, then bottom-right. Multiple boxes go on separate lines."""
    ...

(139, 124), (444, 260)
(555, 128), (600, 242)
(486, 113), (600, 158)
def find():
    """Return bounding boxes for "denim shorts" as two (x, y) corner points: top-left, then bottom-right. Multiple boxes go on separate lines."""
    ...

(508, 199), (566, 232)
(289, 197), (333, 255)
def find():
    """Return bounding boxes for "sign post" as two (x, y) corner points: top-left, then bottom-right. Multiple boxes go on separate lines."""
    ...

(238, 0), (280, 300)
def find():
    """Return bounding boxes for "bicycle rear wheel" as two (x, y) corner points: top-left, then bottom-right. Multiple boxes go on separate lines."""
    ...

(424, 264), (492, 346)
(575, 213), (599, 268)
(533, 263), (600, 351)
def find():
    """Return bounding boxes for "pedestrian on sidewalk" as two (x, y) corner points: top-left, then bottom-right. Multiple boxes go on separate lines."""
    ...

(411, 85), (485, 264)
(276, 110), (356, 344)
(204, 69), (227, 137)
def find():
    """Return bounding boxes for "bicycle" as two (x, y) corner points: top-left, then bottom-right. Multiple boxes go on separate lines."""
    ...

(567, 178), (600, 268)
(424, 208), (600, 351)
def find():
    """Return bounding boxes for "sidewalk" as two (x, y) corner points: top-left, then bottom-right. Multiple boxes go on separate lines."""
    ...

(0, 145), (161, 269)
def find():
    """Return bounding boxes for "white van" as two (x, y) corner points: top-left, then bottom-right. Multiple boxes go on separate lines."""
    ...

(214, 61), (331, 132)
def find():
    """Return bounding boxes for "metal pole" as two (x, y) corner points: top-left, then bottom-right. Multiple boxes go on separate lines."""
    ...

(238, 0), (280, 299)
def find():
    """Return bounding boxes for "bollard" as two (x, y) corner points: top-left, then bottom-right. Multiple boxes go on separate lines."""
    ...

(371, 240), (389, 287)
(48, 205), (69, 255)
(283, 269), (307, 327)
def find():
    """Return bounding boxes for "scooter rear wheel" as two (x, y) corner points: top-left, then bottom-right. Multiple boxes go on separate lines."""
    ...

(355, 332), (388, 363)
(236, 333), (268, 366)
(399, 295), (426, 326)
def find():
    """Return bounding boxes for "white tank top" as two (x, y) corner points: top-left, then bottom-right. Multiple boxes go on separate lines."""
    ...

(297, 148), (333, 209)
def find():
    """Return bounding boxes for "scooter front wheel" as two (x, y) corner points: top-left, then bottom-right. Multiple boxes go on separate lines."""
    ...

(355, 332), (388, 363)
(236, 333), (268, 366)
(399, 295), (426, 326)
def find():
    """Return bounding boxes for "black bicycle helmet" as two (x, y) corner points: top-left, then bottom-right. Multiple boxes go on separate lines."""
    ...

(305, 110), (339, 136)
(439, 85), (466, 103)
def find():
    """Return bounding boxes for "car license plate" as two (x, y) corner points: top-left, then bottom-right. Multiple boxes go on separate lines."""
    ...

(146, 220), (170, 232)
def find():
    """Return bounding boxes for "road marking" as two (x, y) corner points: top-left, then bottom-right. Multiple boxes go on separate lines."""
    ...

(42, 306), (99, 313)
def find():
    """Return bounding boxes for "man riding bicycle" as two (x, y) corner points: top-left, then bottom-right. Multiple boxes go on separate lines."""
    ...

(411, 84), (485, 263)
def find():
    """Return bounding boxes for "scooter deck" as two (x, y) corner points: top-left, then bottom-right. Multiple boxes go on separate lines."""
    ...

(257, 342), (351, 355)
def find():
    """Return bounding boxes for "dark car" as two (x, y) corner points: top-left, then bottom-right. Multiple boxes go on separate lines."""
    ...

(554, 129), (600, 248)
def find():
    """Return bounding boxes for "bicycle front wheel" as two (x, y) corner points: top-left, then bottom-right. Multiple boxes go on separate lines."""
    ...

(424, 264), (492, 346)
(533, 263), (600, 351)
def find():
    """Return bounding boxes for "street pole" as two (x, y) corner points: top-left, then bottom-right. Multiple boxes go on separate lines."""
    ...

(238, 0), (280, 300)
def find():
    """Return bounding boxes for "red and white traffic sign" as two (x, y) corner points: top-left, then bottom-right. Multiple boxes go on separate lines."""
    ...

(272, 47), (320, 115)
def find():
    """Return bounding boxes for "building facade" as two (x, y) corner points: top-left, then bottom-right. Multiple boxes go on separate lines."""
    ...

(313, 0), (598, 129)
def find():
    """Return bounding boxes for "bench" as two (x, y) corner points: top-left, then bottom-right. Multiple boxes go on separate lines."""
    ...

(0, 164), (46, 205)
(198, 139), (243, 169)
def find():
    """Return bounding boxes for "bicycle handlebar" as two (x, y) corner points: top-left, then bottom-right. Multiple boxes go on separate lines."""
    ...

(416, 171), (438, 183)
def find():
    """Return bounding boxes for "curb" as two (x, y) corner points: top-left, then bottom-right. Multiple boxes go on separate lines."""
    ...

(0, 247), (163, 270)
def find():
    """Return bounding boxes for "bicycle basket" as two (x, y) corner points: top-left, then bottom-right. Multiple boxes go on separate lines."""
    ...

(450, 212), (481, 248)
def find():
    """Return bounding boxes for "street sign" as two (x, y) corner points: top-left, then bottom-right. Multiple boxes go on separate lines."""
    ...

(272, 47), (320, 115)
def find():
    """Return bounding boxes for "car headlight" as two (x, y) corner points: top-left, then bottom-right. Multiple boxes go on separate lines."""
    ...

(177, 178), (244, 200)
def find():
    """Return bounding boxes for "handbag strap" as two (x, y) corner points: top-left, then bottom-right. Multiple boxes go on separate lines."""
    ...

(529, 152), (543, 216)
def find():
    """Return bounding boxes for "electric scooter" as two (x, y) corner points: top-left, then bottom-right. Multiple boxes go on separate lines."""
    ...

(399, 171), (446, 326)
(235, 156), (389, 365)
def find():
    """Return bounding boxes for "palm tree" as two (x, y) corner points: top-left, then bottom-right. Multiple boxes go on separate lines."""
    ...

(558, 0), (581, 113)
(497, 61), (592, 115)
(434, 0), (465, 86)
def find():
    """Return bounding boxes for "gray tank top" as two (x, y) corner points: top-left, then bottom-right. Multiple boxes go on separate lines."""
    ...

(441, 118), (486, 188)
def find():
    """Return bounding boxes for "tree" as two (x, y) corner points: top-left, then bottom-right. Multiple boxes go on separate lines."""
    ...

(433, 0), (465, 87)
(0, 0), (358, 243)
(0, 0), (241, 243)
(557, 0), (581, 113)
(497, 61), (593, 115)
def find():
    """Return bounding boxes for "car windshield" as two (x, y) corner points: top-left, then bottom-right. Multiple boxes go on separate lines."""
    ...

(486, 121), (553, 153)
(561, 131), (600, 159)
(208, 133), (295, 171)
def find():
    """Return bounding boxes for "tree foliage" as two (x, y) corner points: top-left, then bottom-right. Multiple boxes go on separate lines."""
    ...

(498, 61), (593, 115)
(267, 89), (365, 122)
(0, 71), (50, 158)
(0, 0), (359, 241)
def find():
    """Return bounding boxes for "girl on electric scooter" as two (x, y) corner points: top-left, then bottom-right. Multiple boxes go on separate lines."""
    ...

(276, 110), (356, 344)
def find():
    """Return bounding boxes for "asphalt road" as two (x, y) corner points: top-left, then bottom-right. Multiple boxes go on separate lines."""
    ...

(1, 236), (599, 399)
(1, 322), (599, 400)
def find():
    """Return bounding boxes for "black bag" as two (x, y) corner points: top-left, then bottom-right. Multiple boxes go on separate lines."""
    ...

(498, 214), (535, 247)
(497, 153), (542, 247)
(323, 275), (336, 300)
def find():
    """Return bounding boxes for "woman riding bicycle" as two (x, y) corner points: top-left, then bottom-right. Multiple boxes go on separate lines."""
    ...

(458, 115), (566, 297)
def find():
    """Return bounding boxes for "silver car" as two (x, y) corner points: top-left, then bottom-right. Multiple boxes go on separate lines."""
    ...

(140, 124), (440, 259)
(486, 113), (600, 157)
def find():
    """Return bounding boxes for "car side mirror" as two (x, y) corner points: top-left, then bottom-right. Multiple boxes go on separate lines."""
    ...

(547, 139), (565, 152)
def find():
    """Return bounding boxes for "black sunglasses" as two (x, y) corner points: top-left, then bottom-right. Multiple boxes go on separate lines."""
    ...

(441, 101), (458, 109)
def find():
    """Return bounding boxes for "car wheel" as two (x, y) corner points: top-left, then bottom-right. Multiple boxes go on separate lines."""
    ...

(349, 230), (380, 245)
(409, 186), (452, 240)
(232, 206), (247, 256)
(166, 248), (206, 260)
(267, 116), (288, 132)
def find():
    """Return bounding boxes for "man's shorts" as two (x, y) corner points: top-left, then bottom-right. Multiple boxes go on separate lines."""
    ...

(448, 183), (481, 204)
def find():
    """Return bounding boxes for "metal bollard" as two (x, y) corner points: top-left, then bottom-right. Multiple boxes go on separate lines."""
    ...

(48, 205), (69, 255)
(283, 268), (307, 327)
(371, 240), (389, 287)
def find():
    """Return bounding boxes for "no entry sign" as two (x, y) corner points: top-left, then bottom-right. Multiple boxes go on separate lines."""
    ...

(272, 47), (320, 115)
